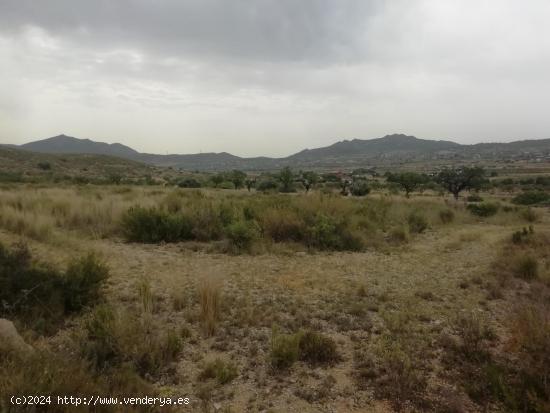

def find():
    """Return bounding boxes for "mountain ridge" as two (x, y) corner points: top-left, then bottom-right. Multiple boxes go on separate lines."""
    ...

(5, 133), (550, 171)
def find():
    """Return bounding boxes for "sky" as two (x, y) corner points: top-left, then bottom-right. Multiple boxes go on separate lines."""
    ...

(1, 0), (550, 157)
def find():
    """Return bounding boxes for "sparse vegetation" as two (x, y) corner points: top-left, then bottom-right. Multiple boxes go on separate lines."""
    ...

(0, 242), (108, 333)
(512, 190), (550, 205)
(467, 202), (499, 217)
(0, 164), (549, 412)
(199, 359), (238, 385)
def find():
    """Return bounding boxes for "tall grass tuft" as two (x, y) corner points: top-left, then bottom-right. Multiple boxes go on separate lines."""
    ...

(199, 277), (222, 337)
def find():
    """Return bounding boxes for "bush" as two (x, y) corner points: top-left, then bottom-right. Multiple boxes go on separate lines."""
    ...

(308, 214), (364, 251)
(63, 253), (109, 313)
(439, 209), (455, 224)
(199, 359), (238, 385)
(82, 304), (120, 369)
(271, 330), (301, 370)
(454, 312), (493, 361)
(37, 161), (52, 170)
(257, 179), (279, 192)
(514, 256), (538, 280)
(226, 220), (259, 252)
(521, 208), (540, 223)
(270, 329), (340, 370)
(467, 202), (499, 217)
(512, 191), (550, 205)
(82, 307), (183, 376)
(388, 226), (410, 244)
(298, 331), (339, 365)
(218, 181), (235, 190)
(0, 242), (109, 333)
(121, 206), (193, 243)
(407, 212), (428, 234)
(260, 208), (306, 242)
(511, 227), (534, 244)
(177, 178), (201, 188)
(350, 180), (370, 197)
(466, 194), (484, 202)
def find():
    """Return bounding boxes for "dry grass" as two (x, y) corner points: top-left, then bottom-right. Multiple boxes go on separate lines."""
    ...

(199, 276), (222, 337)
(1, 182), (549, 412)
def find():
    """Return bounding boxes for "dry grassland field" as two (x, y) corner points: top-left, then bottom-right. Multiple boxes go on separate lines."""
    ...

(1, 168), (549, 413)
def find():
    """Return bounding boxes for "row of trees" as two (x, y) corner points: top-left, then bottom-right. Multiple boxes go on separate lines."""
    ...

(176, 166), (488, 199)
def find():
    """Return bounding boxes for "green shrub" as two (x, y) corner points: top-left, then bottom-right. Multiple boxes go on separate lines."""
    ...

(350, 180), (370, 197)
(270, 329), (340, 370)
(63, 253), (109, 313)
(439, 209), (455, 224)
(308, 214), (363, 251)
(199, 359), (238, 384)
(82, 304), (120, 369)
(226, 220), (259, 252)
(270, 329), (301, 370)
(37, 161), (52, 170)
(512, 191), (550, 205)
(121, 206), (193, 243)
(407, 212), (428, 234)
(218, 181), (235, 190)
(467, 202), (499, 217)
(257, 179), (279, 192)
(0, 243), (109, 333)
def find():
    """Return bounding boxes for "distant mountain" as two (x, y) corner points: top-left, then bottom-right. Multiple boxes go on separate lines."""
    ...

(5, 133), (550, 171)
(20, 134), (139, 159)
(288, 134), (461, 161)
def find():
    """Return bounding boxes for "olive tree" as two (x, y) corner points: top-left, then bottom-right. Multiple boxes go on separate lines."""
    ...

(436, 167), (485, 200)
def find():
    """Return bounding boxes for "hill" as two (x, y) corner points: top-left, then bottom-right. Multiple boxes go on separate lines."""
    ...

(0, 145), (157, 184)
(4, 133), (550, 171)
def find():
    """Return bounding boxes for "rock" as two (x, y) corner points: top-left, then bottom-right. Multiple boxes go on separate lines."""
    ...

(0, 318), (33, 355)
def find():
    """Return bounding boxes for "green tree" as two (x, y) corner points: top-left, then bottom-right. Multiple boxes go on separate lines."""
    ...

(278, 167), (294, 193)
(386, 172), (428, 198)
(436, 167), (486, 200)
(301, 171), (318, 193)
(245, 178), (256, 192)
(211, 173), (225, 188)
(229, 170), (246, 189)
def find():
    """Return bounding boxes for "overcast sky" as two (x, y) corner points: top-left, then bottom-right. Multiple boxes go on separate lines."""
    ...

(1, 0), (549, 157)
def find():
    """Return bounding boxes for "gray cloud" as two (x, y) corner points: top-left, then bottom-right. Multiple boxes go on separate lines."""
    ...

(0, 0), (378, 64)
(0, 0), (549, 156)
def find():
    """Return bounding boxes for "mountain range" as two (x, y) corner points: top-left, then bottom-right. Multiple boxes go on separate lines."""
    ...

(3, 134), (550, 171)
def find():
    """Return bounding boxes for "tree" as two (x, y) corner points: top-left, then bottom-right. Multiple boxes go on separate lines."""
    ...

(278, 167), (294, 193)
(211, 173), (225, 188)
(436, 167), (485, 200)
(301, 171), (319, 193)
(386, 172), (428, 198)
(245, 178), (256, 192)
(340, 179), (351, 196)
(229, 170), (246, 189)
